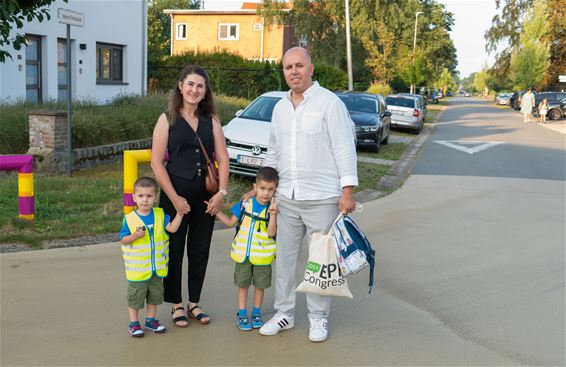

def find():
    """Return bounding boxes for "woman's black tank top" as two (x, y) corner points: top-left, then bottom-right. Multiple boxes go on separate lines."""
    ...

(165, 114), (215, 181)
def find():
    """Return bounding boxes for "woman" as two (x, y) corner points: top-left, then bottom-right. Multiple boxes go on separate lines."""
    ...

(151, 65), (229, 327)
(520, 89), (535, 123)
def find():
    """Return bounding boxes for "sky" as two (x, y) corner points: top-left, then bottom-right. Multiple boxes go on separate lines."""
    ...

(437, 0), (499, 78)
(202, 0), (500, 78)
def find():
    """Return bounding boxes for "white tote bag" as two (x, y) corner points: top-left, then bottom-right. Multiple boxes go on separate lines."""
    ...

(296, 228), (353, 299)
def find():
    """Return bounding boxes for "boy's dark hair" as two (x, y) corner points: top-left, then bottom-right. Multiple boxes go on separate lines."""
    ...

(134, 176), (158, 192)
(256, 166), (279, 185)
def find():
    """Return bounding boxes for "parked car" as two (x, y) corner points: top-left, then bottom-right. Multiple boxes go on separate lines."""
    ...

(446, 91), (453, 97)
(532, 91), (566, 116)
(385, 94), (425, 134)
(222, 91), (286, 176)
(397, 93), (427, 117)
(427, 91), (440, 104)
(495, 93), (512, 105)
(510, 91), (526, 110)
(535, 97), (566, 120)
(336, 92), (391, 152)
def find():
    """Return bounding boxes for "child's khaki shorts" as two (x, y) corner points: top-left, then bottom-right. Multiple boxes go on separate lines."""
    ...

(234, 260), (272, 289)
(127, 274), (164, 309)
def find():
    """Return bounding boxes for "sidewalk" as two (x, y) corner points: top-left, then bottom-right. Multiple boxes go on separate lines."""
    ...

(0, 216), (516, 366)
(536, 118), (566, 134)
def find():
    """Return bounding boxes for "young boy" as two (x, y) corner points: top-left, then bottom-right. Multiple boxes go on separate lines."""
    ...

(216, 167), (279, 331)
(119, 176), (183, 337)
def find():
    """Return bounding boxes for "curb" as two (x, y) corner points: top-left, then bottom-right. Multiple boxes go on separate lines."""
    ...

(356, 105), (447, 204)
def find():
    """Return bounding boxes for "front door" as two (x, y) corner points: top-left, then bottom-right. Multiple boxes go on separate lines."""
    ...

(25, 35), (42, 103)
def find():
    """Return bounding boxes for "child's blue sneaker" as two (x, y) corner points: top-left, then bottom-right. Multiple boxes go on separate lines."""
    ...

(251, 314), (263, 329)
(129, 322), (144, 338)
(236, 313), (252, 331)
(144, 318), (166, 334)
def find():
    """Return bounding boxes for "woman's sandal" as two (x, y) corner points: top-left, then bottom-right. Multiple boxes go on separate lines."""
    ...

(188, 304), (210, 325)
(171, 305), (189, 328)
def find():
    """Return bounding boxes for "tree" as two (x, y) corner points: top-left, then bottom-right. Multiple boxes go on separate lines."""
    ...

(473, 69), (490, 94)
(542, 0), (566, 88)
(509, 0), (549, 90)
(436, 68), (455, 94)
(148, 0), (200, 63)
(0, 0), (65, 62)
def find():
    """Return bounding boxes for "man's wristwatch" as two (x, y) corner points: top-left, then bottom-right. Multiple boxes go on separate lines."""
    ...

(218, 189), (228, 197)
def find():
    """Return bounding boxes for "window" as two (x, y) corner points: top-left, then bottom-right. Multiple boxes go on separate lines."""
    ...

(176, 23), (187, 40)
(25, 35), (42, 103)
(96, 43), (123, 84)
(57, 39), (68, 102)
(218, 23), (239, 40)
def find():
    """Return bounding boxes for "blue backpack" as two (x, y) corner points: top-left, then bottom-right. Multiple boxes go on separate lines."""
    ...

(331, 215), (376, 293)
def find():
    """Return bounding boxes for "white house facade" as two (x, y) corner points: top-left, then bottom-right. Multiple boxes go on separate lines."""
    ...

(0, 0), (147, 104)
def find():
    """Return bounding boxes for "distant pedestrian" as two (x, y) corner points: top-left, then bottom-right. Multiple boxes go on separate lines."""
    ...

(538, 98), (548, 124)
(119, 176), (184, 338)
(215, 167), (279, 331)
(520, 89), (536, 123)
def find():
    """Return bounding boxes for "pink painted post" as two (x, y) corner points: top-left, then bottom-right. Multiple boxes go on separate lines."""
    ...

(0, 155), (35, 220)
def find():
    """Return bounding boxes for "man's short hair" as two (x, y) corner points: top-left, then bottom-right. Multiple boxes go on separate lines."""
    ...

(256, 167), (279, 185)
(134, 176), (158, 192)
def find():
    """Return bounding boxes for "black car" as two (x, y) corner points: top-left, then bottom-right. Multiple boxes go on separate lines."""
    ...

(336, 92), (391, 153)
(544, 98), (566, 120)
(533, 92), (566, 115)
(510, 91), (526, 110)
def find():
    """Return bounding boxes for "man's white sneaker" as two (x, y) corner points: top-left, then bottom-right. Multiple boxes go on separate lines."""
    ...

(259, 312), (294, 336)
(308, 318), (328, 342)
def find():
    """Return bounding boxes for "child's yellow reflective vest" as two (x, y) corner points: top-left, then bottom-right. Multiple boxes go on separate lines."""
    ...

(230, 199), (276, 265)
(122, 208), (169, 281)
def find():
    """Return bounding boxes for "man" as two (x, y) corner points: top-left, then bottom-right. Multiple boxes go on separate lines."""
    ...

(258, 47), (358, 342)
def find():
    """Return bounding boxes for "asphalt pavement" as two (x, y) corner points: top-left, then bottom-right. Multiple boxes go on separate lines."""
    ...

(1, 98), (564, 366)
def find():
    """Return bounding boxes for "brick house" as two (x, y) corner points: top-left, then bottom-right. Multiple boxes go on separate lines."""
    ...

(164, 2), (299, 62)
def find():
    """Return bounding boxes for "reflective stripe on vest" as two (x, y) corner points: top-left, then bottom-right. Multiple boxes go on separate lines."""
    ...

(122, 208), (169, 281)
(230, 199), (276, 265)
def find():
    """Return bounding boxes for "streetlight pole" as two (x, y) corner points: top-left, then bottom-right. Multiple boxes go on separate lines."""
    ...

(411, 11), (423, 94)
(345, 0), (354, 91)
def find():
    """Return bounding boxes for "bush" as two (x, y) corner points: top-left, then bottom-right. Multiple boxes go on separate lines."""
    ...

(0, 94), (250, 154)
(367, 82), (393, 96)
(313, 64), (348, 91)
(149, 50), (348, 97)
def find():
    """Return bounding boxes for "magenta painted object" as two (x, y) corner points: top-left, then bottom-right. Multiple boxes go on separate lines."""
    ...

(18, 196), (35, 215)
(0, 155), (34, 219)
(0, 155), (33, 173)
(124, 193), (135, 207)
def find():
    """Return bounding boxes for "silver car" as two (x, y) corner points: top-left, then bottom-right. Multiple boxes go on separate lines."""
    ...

(385, 94), (425, 134)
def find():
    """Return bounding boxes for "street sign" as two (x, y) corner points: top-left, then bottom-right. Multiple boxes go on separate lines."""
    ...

(57, 9), (84, 27)
(559, 75), (566, 83)
(57, 8), (84, 175)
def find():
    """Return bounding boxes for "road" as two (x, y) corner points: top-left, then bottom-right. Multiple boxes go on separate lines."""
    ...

(1, 98), (564, 366)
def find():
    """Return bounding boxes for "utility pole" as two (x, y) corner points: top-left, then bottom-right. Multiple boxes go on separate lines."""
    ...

(345, 0), (353, 91)
(411, 11), (423, 94)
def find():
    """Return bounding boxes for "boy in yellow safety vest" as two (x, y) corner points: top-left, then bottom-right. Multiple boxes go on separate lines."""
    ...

(216, 167), (278, 331)
(119, 176), (184, 337)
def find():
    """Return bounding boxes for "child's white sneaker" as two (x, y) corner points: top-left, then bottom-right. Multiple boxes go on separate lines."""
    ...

(259, 312), (294, 336)
(308, 318), (328, 342)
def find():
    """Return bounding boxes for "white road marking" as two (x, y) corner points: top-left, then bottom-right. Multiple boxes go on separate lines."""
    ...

(433, 140), (505, 154)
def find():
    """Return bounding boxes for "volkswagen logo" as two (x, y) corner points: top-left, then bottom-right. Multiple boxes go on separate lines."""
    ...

(251, 145), (262, 156)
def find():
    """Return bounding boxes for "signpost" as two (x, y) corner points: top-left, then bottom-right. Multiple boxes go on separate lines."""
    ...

(57, 9), (84, 176)
(559, 75), (566, 83)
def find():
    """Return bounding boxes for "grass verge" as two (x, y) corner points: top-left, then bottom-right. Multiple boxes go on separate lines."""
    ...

(0, 155), (392, 247)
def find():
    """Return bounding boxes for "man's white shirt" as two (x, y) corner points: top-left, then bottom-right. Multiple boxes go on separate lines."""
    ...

(265, 82), (358, 200)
